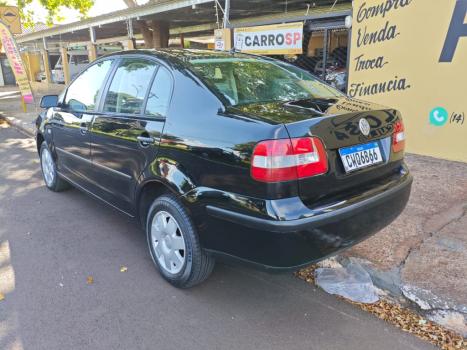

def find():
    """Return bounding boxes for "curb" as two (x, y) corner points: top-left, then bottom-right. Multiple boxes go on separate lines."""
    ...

(0, 114), (35, 138)
(335, 256), (467, 337)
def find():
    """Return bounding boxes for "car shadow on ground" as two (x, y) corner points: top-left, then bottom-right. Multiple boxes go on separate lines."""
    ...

(0, 127), (436, 350)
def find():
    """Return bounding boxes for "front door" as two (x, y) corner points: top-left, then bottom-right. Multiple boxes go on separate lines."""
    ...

(50, 59), (114, 187)
(89, 58), (173, 214)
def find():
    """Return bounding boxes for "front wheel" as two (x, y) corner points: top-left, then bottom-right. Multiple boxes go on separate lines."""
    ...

(40, 142), (70, 192)
(146, 194), (215, 288)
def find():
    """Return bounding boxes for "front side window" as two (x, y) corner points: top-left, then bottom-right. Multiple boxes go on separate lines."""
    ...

(145, 66), (173, 118)
(189, 56), (343, 106)
(64, 59), (113, 112)
(103, 58), (157, 115)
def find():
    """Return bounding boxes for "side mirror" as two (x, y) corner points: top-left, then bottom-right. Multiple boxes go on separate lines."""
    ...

(40, 95), (59, 109)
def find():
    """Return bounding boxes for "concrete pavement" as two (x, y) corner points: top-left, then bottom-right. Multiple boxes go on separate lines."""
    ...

(0, 85), (63, 136)
(0, 120), (436, 349)
(2, 90), (465, 337)
(346, 154), (467, 335)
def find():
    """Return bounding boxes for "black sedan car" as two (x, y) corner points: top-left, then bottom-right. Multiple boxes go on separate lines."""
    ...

(36, 49), (412, 288)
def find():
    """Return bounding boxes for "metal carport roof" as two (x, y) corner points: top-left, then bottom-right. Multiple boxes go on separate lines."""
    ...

(16, 0), (352, 45)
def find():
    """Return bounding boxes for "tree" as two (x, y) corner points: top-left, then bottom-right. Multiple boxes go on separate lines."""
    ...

(123, 0), (169, 49)
(1, 0), (168, 49)
(12, 0), (94, 27)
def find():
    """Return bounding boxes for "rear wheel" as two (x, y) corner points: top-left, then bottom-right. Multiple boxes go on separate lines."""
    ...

(146, 194), (215, 288)
(40, 142), (70, 192)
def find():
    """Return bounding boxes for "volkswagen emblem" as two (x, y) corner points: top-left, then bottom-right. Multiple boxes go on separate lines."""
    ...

(359, 118), (370, 136)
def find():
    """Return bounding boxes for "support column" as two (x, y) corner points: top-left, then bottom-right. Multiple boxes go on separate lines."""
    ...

(41, 49), (52, 83)
(223, 0), (231, 28)
(41, 37), (52, 84)
(24, 52), (33, 81)
(322, 29), (329, 80)
(60, 47), (70, 85)
(88, 27), (97, 62)
(126, 39), (136, 50)
(180, 33), (185, 48)
(151, 20), (169, 48)
(126, 18), (136, 50)
(87, 42), (97, 62)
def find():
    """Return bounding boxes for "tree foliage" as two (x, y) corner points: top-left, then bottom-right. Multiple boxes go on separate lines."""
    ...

(15, 0), (94, 27)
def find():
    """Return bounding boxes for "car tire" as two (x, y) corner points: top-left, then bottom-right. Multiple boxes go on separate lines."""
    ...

(39, 142), (70, 192)
(146, 194), (215, 288)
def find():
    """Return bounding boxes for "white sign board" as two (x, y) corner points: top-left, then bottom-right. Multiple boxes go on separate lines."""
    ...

(234, 22), (303, 55)
(214, 38), (225, 51)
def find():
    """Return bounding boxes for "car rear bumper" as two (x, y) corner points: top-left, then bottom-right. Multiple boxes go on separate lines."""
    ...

(200, 166), (412, 271)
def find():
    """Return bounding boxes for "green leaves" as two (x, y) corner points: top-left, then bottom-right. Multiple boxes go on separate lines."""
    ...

(15, 0), (94, 28)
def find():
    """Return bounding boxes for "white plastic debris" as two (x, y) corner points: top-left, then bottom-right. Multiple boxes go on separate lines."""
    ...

(316, 257), (342, 269)
(315, 262), (379, 303)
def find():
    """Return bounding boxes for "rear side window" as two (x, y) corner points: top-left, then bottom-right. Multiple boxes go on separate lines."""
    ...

(103, 58), (157, 115)
(145, 66), (173, 118)
(64, 59), (113, 112)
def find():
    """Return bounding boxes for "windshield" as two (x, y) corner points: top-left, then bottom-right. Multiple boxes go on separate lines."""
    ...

(188, 57), (343, 106)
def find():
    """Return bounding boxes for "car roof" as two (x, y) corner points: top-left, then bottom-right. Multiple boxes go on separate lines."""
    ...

(102, 48), (262, 68)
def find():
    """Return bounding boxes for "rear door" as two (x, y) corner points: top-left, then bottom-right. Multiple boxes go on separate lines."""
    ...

(50, 58), (114, 188)
(89, 57), (172, 213)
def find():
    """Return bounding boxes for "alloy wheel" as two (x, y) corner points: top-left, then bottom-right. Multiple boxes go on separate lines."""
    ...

(150, 211), (186, 274)
(41, 148), (55, 187)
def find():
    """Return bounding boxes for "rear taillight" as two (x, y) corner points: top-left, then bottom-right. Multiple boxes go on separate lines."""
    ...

(392, 120), (405, 153)
(251, 137), (328, 182)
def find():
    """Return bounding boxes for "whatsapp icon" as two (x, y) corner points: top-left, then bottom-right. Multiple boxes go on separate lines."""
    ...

(430, 107), (448, 126)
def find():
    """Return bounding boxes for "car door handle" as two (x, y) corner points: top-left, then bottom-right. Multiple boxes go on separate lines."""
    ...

(79, 123), (88, 135)
(137, 136), (155, 145)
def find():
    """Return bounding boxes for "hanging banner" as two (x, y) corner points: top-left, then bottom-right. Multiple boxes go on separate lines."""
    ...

(0, 20), (34, 104)
(234, 22), (303, 55)
(347, 0), (467, 162)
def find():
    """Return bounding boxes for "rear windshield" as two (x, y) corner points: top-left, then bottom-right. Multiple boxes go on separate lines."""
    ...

(188, 56), (343, 106)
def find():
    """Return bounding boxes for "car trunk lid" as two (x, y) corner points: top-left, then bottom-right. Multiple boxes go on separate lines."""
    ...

(232, 97), (405, 205)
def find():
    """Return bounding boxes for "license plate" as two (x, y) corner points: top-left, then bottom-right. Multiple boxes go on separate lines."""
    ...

(339, 141), (383, 173)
